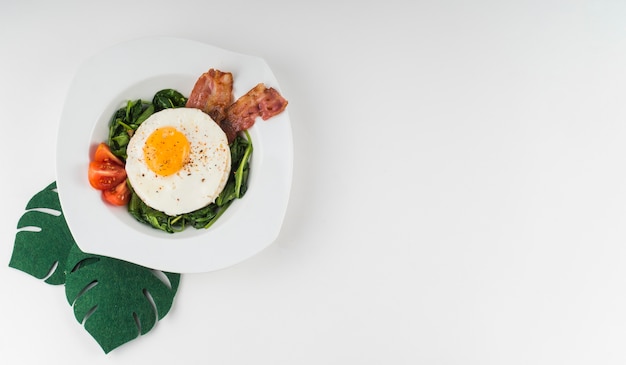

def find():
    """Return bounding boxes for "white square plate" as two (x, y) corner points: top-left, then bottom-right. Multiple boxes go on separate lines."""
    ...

(56, 37), (292, 273)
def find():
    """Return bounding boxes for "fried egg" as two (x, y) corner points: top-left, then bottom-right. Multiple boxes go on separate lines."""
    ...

(125, 107), (231, 216)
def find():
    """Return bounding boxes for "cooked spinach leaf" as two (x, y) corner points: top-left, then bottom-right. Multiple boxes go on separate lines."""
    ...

(216, 131), (252, 206)
(152, 89), (188, 111)
(107, 100), (152, 160)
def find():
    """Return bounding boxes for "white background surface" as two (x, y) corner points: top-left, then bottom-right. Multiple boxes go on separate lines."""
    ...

(3, 0), (626, 364)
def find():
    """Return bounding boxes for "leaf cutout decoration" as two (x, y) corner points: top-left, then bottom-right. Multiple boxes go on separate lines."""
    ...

(9, 182), (75, 285)
(9, 181), (182, 353)
(65, 244), (181, 353)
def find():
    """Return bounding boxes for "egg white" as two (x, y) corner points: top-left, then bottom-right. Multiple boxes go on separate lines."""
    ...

(125, 107), (231, 216)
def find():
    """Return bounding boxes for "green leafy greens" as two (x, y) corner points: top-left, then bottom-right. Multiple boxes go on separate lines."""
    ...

(152, 88), (188, 112)
(107, 89), (252, 233)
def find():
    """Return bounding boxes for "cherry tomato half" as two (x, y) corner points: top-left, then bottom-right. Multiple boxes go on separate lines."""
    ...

(88, 160), (127, 190)
(93, 142), (124, 165)
(102, 179), (131, 206)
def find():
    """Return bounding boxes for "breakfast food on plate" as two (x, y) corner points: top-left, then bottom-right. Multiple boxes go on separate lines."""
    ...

(125, 108), (231, 216)
(87, 68), (288, 233)
(88, 143), (130, 206)
(186, 69), (288, 143)
(186, 69), (234, 123)
(221, 83), (288, 142)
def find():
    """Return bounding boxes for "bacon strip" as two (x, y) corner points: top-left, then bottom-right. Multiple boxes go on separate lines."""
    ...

(221, 83), (288, 142)
(185, 69), (233, 123)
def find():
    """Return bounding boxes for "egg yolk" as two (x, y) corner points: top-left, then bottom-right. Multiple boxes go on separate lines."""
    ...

(143, 126), (190, 176)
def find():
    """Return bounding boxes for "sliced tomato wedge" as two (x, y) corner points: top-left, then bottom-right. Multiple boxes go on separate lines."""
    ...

(88, 160), (127, 190)
(103, 179), (131, 206)
(93, 142), (124, 165)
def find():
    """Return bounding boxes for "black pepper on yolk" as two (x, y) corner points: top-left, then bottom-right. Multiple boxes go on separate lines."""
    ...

(143, 126), (190, 176)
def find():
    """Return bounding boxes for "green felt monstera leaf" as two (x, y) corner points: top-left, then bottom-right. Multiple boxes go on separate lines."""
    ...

(9, 182), (182, 353)
(9, 182), (74, 285)
(65, 244), (181, 353)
